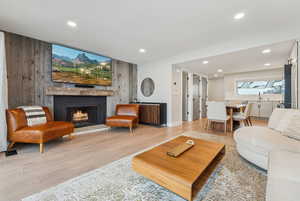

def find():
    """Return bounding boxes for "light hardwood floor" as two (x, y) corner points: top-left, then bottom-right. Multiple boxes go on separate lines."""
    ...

(0, 119), (267, 201)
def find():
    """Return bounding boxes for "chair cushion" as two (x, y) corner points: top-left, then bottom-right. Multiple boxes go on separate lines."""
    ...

(232, 112), (246, 120)
(106, 115), (137, 127)
(14, 121), (74, 143)
(208, 115), (231, 122)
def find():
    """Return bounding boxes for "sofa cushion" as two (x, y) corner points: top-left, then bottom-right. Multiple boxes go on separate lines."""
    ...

(283, 112), (300, 141)
(268, 108), (287, 130)
(234, 126), (300, 157)
(276, 109), (300, 132)
(266, 151), (300, 201)
(14, 121), (74, 143)
(268, 108), (300, 132)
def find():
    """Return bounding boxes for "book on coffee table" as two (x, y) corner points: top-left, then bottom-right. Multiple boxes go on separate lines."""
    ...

(166, 141), (194, 157)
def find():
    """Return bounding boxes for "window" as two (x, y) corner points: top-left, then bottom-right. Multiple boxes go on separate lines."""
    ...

(236, 80), (283, 95)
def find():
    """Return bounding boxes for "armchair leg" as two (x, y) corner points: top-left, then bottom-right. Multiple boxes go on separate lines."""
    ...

(206, 120), (209, 131)
(7, 142), (15, 150)
(248, 117), (252, 126)
(68, 134), (74, 140)
(40, 143), (44, 153)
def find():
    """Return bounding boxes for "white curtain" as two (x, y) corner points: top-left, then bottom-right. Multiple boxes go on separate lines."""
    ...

(0, 32), (8, 152)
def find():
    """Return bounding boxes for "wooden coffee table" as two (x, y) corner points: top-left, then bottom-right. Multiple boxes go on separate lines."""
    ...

(132, 136), (225, 201)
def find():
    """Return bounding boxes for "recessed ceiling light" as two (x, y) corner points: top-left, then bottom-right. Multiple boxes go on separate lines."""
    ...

(214, 74), (218, 78)
(234, 12), (245, 20)
(217, 69), (223, 73)
(67, 20), (77, 28)
(264, 63), (271, 66)
(139, 48), (146, 53)
(202, 60), (209, 64)
(262, 49), (271, 54)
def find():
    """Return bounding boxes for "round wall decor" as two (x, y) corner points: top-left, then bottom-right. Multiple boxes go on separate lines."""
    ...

(141, 78), (155, 97)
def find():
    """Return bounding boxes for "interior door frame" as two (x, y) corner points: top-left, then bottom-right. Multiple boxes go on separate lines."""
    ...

(182, 71), (189, 121)
(200, 76), (208, 118)
(192, 74), (201, 120)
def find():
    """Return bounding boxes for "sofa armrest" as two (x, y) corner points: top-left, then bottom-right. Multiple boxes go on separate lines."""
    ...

(266, 150), (300, 201)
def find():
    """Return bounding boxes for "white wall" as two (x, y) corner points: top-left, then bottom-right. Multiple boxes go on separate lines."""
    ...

(0, 32), (8, 152)
(171, 67), (182, 126)
(137, 60), (173, 125)
(223, 68), (284, 101)
(208, 77), (225, 101)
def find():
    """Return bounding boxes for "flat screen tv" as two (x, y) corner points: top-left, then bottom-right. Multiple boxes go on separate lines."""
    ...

(52, 44), (112, 86)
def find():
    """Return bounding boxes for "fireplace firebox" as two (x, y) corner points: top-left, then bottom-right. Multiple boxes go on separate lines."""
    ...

(54, 96), (106, 128)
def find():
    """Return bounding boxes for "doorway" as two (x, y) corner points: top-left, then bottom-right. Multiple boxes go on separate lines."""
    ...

(193, 74), (201, 120)
(201, 77), (208, 118)
(182, 72), (189, 121)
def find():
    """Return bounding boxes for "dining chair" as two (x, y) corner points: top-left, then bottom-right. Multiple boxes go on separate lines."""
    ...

(206, 101), (231, 133)
(232, 103), (252, 126)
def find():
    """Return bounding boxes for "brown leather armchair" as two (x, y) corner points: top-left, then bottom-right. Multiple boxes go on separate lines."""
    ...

(106, 104), (140, 132)
(6, 107), (74, 153)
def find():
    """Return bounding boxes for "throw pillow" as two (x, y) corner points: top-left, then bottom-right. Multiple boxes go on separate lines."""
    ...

(276, 110), (297, 132)
(283, 113), (300, 141)
(268, 108), (287, 130)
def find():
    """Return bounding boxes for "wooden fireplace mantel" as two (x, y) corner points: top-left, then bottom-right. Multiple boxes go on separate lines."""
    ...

(46, 87), (114, 96)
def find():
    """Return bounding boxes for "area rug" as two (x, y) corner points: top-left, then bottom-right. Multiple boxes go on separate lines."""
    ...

(22, 131), (267, 201)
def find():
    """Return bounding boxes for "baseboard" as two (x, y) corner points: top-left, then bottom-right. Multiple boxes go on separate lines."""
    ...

(72, 124), (110, 136)
(167, 121), (183, 127)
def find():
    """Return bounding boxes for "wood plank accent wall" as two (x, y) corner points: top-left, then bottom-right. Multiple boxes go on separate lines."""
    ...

(5, 33), (53, 110)
(129, 63), (138, 102)
(5, 32), (137, 116)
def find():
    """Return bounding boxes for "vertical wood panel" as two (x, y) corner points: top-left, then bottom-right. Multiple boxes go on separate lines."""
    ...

(5, 32), (53, 109)
(129, 64), (138, 102)
(22, 36), (35, 106)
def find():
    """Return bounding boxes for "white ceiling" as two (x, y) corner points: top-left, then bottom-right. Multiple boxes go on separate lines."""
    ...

(176, 40), (295, 78)
(0, 0), (300, 64)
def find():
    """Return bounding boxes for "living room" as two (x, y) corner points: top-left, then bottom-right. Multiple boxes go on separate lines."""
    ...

(1, 1), (300, 201)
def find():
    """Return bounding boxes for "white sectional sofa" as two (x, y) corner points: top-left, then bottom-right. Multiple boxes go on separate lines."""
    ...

(234, 108), (300, 201)
(266, 150), (300, 201)
(234, 108), (300, 170)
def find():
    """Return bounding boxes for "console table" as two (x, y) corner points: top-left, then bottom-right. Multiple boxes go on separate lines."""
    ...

(131, 102), (167, 126)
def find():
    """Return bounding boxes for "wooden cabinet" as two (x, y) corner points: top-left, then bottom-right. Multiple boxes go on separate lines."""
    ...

(132, 102), (167, 126)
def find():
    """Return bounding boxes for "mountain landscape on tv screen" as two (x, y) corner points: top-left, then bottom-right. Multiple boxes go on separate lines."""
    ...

(52, 45), (112, 86)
